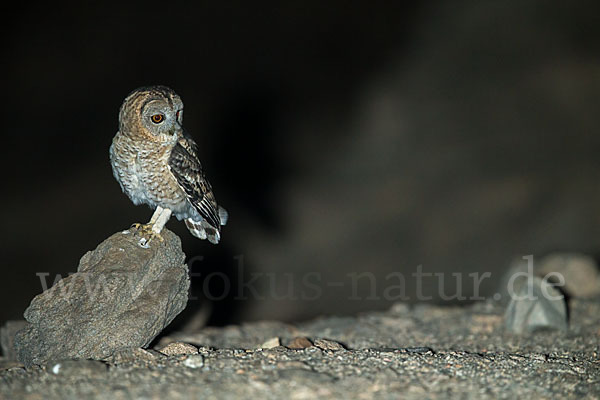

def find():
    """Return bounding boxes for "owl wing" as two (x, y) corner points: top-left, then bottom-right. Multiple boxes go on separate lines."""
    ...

(168, 134), (222, 230)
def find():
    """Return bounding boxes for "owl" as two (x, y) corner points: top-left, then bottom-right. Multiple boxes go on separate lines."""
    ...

(110, 85), (227, 246)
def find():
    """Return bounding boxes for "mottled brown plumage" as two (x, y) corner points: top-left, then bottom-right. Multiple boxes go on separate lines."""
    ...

(110, 85), (227, 245)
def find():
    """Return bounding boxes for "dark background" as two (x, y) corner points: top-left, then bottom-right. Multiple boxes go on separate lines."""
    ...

(1, 0), (599, 328)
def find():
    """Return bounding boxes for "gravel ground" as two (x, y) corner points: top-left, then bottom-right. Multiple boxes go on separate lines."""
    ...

(1, 299), (599, 399)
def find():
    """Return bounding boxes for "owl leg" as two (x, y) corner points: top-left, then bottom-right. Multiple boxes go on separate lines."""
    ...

(151, 207), (172, 234)
(149, 206), (165, 224)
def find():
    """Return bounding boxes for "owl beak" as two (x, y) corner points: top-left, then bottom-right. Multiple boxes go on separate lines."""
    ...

(170, 124), (184, 136)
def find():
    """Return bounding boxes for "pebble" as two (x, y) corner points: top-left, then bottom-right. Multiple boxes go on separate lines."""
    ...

(286, 337), (313, 349)
(259, 337), (281, 350)
(313, 338), (345, 351)
(157, 342), (199, 356)
(183, 354), (205, 369)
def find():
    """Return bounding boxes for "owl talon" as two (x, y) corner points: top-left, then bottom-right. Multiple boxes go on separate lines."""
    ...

(129, 223), (164, 247)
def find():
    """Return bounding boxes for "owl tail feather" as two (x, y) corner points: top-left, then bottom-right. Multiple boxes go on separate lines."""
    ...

(218, 207), (228, 226)
(185, 218), (221, 244)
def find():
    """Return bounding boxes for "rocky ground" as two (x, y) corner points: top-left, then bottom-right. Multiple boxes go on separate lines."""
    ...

(1, 298), (599, 399)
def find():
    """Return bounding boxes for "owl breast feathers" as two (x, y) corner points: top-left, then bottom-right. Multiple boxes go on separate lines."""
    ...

(110, 85), (227, 244)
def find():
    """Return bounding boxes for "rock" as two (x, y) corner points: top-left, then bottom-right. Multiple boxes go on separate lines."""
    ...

(504, 276), (568, 334)
(536, 253), (600, 298)
(286, 337), (313, 349)
(157, 342), (199, 356)
(259, 337), (281, 349)
(182, 354), (205, 369)
(312, 338), (345, 351)
(388, 303), (410, 315)
(14, 229), (190, 367)
(0, 320), (28, 360)
(107, 347), (160, 365)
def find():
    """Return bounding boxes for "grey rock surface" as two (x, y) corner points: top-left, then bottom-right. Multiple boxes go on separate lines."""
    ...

(1, 299), (599, 399)
(504, 276), (568, 334)
(13, 228), (189, 367)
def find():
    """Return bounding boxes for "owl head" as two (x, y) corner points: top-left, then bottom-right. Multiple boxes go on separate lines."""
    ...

(119, 85), (184, 142)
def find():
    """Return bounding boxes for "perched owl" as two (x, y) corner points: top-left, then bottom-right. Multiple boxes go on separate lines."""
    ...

(110, 85), (227, 246)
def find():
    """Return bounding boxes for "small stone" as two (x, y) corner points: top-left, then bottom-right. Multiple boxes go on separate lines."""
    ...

(259, 337), (280, 349)
(504, 276), (568, 334)
(313, 338), (345, 351)
(157, 342), (199, 356)
(286, 337), (313, 349)
(182, 354), (205, 369)
(388, 303), (410, 315)
(106, 347), (158, 364)
(405, 347), (435, 354)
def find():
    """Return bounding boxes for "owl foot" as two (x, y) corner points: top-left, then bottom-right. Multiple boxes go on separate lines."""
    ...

(129, 223), (164, 248)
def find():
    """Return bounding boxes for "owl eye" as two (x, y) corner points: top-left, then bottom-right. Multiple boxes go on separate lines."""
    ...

(150, 114), (164, 124)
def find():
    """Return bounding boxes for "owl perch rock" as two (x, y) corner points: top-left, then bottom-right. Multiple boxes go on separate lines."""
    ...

(13, 228), (189, 367)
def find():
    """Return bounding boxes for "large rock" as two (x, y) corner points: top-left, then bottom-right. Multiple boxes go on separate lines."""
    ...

(15, 228), (189, 367)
